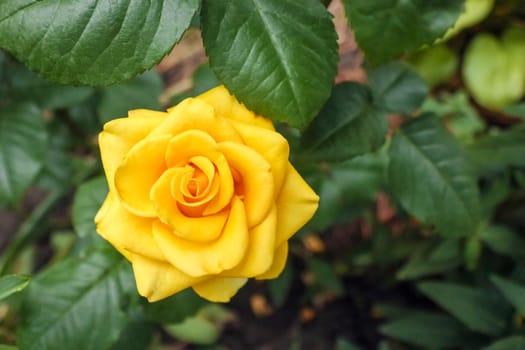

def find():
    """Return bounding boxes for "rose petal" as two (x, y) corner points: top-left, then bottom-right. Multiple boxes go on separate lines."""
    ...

(219, 141), (274, 228)
(152, 98), (242, 143)
(223, 205), (277, 277)
(128, 109), (168, 119)
(196, 86), (274, 130)
(192, 277), (248, 302)
(256, 242), (288, 280)
(131, 253), (206, 302)
(95, 193), (164, 261)
(99, 115), (166, 193)
(151, 168), (228, 242)
(153, 196), (249, 277)
(166, 130), (234, 215)
(114, 135), (170, 217)
(228, 120), (290, 196)
(275, 165), (319, 247)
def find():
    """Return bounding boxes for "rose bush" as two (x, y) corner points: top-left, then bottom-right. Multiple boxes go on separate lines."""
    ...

(94, 86), (319, 302)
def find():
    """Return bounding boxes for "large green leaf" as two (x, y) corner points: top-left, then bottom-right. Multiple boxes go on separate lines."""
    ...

(0, 0), (199, 86)
(342, 0), (463, 64)
(201, 0), (338, 128)
(490, 275), (525, 318)
(367, 62), (428, 114)
(18, 248), (135, 350)
(0, 274), (30, 301)
(380, 312), (468, 348)
(388, 115), (481, 237)
(72, 176), (108, 238)
(300, 82), (388, 161)
(0, 103), (47, 205)
(417, 282), (508, 336)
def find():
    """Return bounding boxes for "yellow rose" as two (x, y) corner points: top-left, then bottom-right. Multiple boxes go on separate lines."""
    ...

(95, 86), (319, 302)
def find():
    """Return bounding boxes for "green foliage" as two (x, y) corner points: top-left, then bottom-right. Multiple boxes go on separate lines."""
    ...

(72, 176), (107, 238)
(17, 248), (136, 350)
(0, 0), (199, 86)
(380, 312), (468, 348)
(97, 71), (163, 124)
(463, 28), (525, 110)
(417, 282), (508, 336)
(0, 275), (30, 301)
(367, 62), (428, 114)
(388, 115), (481, 237)
(0, 103), (47, 206)
(342, 0), (463, 64)
(201, 0), (338, 128)
(301, 83), (387, 162)
(1, 1), (525, 349)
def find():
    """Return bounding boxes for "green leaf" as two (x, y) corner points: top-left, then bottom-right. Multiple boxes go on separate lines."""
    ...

(343, 0), (463, 64)
(5, 62), (93, 109)
(379, 312), (468, 348)
(479, 226), (525, 259)
(144, 288), (206, 324)
(0, 103), (47, 205)
(463, 28), (525, 110)
(421, 92), (485, 143)
(396, 240), (462, 280)
(72, 177), (108, 238)
(300, 82), (388, 162)
(407, 44), (458, 87)
(97, 71), (163, 124)
(417, 281), (508, 336)
(466, 125), (525, 174)
(483, 336), (525, 350)
(388, 115), (481, 237)
(0, 0), (199, 86)
(18, 248), (135, 350)
(110, 306), (154, 350)
(367, 62), (428, 114)
(164, 305), (232, 345)
(0, 274), (30, 300)
(201, 0), (338, 128)
(490, 275), (525, 318)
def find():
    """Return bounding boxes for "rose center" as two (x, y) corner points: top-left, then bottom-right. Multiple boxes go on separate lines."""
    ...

(186, 167), (208, 197)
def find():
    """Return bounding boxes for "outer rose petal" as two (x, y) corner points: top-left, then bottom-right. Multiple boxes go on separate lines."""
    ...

(131, 253), (206, 302)
(127, 109), (168, 119)
(223, 205), (277, 277)
(228, 120), (290, 196)
(95, 193), (163, 261)
(152, 196), (249, 277)
(153, 98), (242, 143)
(114, 135), (170, 217)
(256, 242), (288, 280)
(99, 115), (166, 193)
(192, 277), (248, 302)
(218, 141), (274, 228)
(196, 86), (274, 130)
(275, 165), (319, 247)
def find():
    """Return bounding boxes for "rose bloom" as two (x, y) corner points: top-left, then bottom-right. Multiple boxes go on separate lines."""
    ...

(95, 86), (318, 302)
